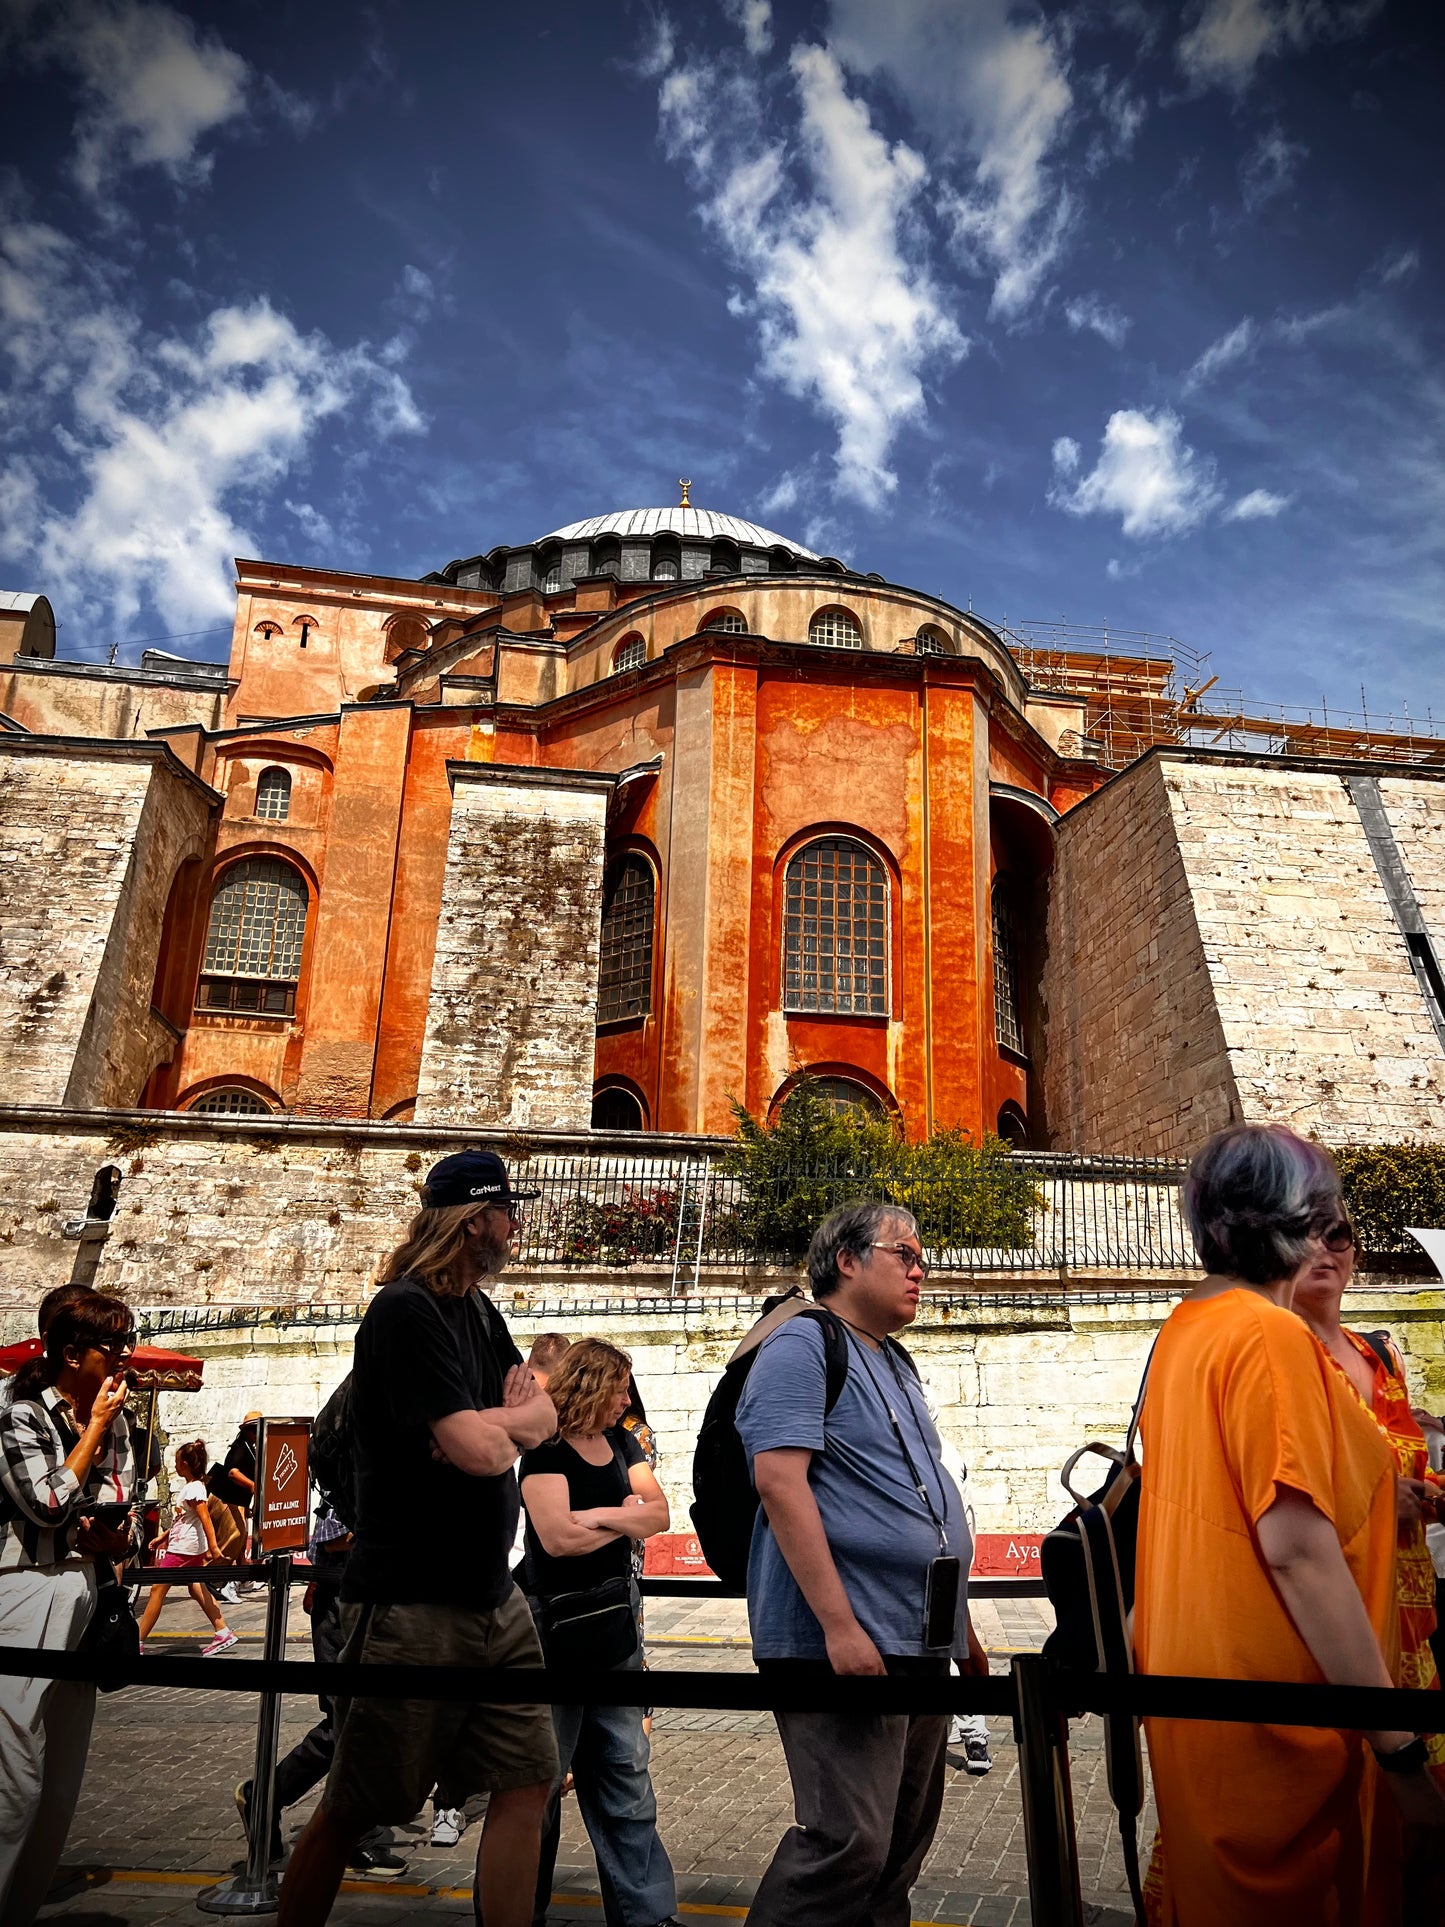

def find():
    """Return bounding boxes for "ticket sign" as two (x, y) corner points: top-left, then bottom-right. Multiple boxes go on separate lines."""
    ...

(255, 1417), (311, 1555)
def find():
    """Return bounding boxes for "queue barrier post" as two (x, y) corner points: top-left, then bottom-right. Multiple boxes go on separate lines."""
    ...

(1011, 1653), (1085, 1927)
(197, 1551), (293, 1917)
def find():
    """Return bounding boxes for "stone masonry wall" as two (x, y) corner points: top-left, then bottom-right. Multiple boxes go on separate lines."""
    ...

(1383, 778), (1445, 968)
(415, 766), (611, 1128)
(1042, 755), (1237, 1155)
(13, 1278), (1441, 1539)
(0, 747), (214, 1108)
(1172, 762), (1445, 1140)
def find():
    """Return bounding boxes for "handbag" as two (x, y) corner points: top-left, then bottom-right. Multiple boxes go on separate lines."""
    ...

(535, 1574), (639, 1670)
(78, 1579), (141, 1690)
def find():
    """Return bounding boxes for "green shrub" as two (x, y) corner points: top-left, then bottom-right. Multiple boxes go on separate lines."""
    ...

(717, 1078), (1043, 1264)
(1332, 1143), (1445, 1263)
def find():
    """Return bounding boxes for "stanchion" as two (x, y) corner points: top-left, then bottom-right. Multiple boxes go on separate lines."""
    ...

(197, 1551), (293, 1916)
(1012, 1653), (1084, 1927)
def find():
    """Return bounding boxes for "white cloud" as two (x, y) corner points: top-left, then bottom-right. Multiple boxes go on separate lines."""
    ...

(1064, 293), (1130, 348)
(1184, 316), (1256, 388)
(656, 40), (966, 509)
(1240, 125), (1307, 211)
(11, 0), (252, 195)
(0, 218), (422, 638)
(1049, 408), (1224, 538)
(723, 0), (773, 57)
(827, 0), (1075, 319)
(1176, 0), (1386, 92)
(1227, 487), (1291, 519)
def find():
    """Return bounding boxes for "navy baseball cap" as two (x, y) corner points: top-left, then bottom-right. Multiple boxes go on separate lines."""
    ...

(422, 1150), (541, 1209)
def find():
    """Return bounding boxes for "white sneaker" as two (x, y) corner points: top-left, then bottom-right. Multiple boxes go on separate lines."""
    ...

(215, 1584), (241, 1604)
(430, 1806), (462, 1847)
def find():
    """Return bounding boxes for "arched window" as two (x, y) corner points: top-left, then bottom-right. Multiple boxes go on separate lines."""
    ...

(783, 837), (887, 1015)
(704, 609), (747, 634)
(996, 1101), (1029, 1148)
(709, 539), (740, 575)
(385, 614), (428, 661)
(591, 1086), (645, 1131)
(597, 855), (655, 1023)
(253, 620), (283, 641)
(255, 768), (291, 821)
(189, 1088), (273, 1116)
(613, 634), (646, 674)
(652, 537), (681, 581)
(809, 608), (863, 649)
(291, 614), (319, 649)
(539, 551), (564, 594)
(197, 858), (309, 1017)
(915, 625), (951, 655)
(592, 537), (621, 578)
(813, 1076), (886, 1118)
(993, 880), (1025, 1055)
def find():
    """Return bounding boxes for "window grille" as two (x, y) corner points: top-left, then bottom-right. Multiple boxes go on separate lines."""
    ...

(653, 549), (679, 580)
(916, 626), (949, 655)
(190, 1088), (272, 1116)
(540, 554), (563, 594)
(198, 859), (308, 1018)
(993, 883), (1025, 1055)
(614, 636), (646, 673)
(783, 837), (887, 1015)
(809, 609), (862, 649)
(597, 857), (654, 1023)
(812, 1076), (884, 1117)
(255, 768), (291, 821)
(592, 1086), (644, 1131)
(705, 611), (747, 633)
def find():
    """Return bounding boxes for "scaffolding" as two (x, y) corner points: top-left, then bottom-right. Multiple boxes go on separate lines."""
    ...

(996, 619), (1445, 772)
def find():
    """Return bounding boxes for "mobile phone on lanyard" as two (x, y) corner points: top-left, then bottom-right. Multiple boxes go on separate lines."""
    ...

(923, 1555), (962, 1648)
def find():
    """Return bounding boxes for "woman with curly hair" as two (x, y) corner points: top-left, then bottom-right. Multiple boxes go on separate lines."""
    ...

(519, 1338), (679, 1927)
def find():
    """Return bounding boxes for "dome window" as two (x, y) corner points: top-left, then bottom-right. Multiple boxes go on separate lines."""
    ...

(915, 625), (950, 655)
(652, 535), (681, 581)
(809, 608), (863, 650)
(255, 767), (291, 822)
(704, 610), (747, 634)
(613, 635), (646, 674)
(189, 1087), (273, 1116)
(539, 550), (564, 594)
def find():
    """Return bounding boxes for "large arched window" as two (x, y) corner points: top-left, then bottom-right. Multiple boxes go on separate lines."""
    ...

(597, 856), (655, 1024)
(613, 634), (646, 674)
(189, 1088), (274, 1116)
(992, 879), (1025, 1055)
(197, 858), (309, 1016)
(813, 1075), (886, 1118)
(783, 837), (887, 1015)
(809, 608), (863, 649)
(704, 609), (747, 634)
(592, 1085), (645, 1131)
(255, 767), (291, 821)
(915, 625), (951, 655)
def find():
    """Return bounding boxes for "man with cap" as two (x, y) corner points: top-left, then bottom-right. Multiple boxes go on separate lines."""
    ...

(279, 1151), (560, 1927)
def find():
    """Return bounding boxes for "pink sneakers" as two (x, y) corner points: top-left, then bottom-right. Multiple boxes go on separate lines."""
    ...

(202, 1630), (239, 1657)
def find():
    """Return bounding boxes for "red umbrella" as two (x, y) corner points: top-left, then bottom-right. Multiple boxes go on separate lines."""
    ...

(0, 1338), (204, 1390)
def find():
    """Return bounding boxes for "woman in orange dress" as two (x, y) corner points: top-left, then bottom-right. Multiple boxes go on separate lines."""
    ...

(1292, 1220), (1445, 1782)
(1135, 1124), (1444, 1927)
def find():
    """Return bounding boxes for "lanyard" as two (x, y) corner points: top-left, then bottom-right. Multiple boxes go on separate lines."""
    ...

(840, 1327), (950, 1555)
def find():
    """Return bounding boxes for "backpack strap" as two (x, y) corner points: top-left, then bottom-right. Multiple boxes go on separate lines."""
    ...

(1360, 1330), (1396, 1378)
(796, 1305), (851, 1415)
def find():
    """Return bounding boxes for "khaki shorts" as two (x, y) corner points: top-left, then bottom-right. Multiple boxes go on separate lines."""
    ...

(323, 1584), (558, 1830)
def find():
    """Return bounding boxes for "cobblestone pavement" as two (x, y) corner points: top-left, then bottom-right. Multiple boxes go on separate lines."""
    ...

(37, 1590), (1151, 1927)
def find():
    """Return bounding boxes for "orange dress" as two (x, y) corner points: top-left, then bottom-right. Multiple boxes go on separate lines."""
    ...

(1136, 1288), (1399, 1927)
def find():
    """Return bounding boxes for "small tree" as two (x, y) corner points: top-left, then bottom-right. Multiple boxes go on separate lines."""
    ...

(1332, 1143), (1445, 1264)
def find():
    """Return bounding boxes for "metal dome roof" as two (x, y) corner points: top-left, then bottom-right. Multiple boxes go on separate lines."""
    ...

(536, 506), (821, 559)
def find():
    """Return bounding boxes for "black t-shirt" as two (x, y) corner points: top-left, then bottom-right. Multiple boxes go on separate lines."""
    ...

(342, 1277), (524, 1608)
(212, 1432), (257, 1507)
(519, 1428), (645, 1599)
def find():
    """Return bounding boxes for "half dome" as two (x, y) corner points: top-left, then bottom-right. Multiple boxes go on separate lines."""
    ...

(536, 506), (821, 560)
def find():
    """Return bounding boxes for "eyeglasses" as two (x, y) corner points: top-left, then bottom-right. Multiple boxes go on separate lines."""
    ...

(1319, 1220), (1356, 1253)
(871, 1242), (930, 1277)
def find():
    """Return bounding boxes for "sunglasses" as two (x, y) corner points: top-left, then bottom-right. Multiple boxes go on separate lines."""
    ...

(1319, 1221), (1356, 1253)
(92, 1334), (137, 1362)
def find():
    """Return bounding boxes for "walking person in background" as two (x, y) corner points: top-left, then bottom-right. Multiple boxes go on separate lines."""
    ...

(208, 1413), (260, 1598)
(522, 1339), (680, 1927)
(1136, 1124), (1445, 1926)
(277, 1150), (559, 1927)
(137, 1440), (236, 1655)
(736, 1203), (987, 1927)
(0, 1288), (136, 1926)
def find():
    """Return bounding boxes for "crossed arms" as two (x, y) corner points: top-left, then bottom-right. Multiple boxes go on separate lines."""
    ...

(430, 1364), (558, 1476)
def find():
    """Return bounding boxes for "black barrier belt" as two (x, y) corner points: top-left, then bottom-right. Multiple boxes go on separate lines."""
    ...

(0, 1645), (1438, 1732)
(127, 1565), (1045, 1601)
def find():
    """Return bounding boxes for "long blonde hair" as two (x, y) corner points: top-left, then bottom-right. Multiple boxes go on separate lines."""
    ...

(375, 1203), (485, 1298)
(547, 1339), (632, 1438)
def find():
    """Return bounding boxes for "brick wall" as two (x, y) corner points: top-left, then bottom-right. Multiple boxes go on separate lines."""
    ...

(415, 766), (612, 1127)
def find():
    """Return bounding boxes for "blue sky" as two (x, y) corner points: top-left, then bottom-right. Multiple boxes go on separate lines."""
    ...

(0, 0), (1440, 724)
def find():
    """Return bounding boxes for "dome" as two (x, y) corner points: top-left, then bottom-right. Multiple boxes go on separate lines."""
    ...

(536, 506), (821, 560)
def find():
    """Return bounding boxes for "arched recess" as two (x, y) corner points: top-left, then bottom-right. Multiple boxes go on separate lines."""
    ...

(196, 854), (312, 1018)
(591, 1080), (648, 1131)
(777, 830), (894, 1017)
(991, 877), (1026, 1058)
(536, 545), (564, 595)
(592, 536), (622, 578)
(996, 1100), (1030, 1149)
(709, 539), (740, 575)
(183, 1078), (280, 1116)
(149, 853), (207, 1033)
(385, 614), (429, 662)
(651, 535), (681, 581)
(769, 1064), (898, 1123)
(597, 853), (656, 1025)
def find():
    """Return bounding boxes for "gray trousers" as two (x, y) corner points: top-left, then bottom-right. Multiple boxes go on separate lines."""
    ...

(747, 1679), (949, 1927)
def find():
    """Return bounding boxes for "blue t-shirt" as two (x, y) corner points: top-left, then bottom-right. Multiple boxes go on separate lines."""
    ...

(735, 1315), (972, 1661)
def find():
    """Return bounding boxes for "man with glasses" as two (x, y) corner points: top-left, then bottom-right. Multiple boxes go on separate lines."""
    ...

(278, 1151), (560, 1927)
(736, 1201), (988, 1927)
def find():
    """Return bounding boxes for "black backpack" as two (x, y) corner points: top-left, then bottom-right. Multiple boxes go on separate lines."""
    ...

(310, 1373), (356, 1528)
(691, 1296), (893, 1589)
